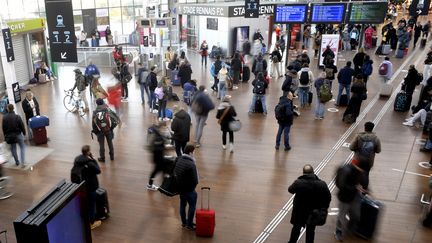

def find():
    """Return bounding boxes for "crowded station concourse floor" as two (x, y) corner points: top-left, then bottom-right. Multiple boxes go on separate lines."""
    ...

(1, 36), (432, 243)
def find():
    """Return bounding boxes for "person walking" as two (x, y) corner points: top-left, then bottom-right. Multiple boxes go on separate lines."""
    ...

(414, 22), (423, 48)
(171, 106), (191, 156)
(217, 66), (228, 100)
(321, 45), (335, 67)
(282, 69), (297, 97)
(210, 56), (222, 92)
(178, 60), (193, 88)
(324, 59), (338, 85)
(91, 76), (108, 100)
(249, 72), (269, 115)
(349, 121), (381, 190)
(230, 52), (242, 89)
(402, 65), (422, 109)
(191, 86), (215, 148)
(303, 26), (311, 49)
(353, 47), (366, 75)
(361, 55), (373, 89)
(216, 96), (237, 153)
(252, 53), (267, 77)
(119, 62), (131, 101)
(378, 57), (393, 84)
(72, 145), (102, 229)
(2, 104), (26, 168)
(343, 75), (367, 123)
(174, 144), (199, 231)
(92, 99), (120, 162)
(313, 31), (322, 58)
(288, 164), (331, 243)
(71, 68), (89, 111)
(21, 90), (40, 139)
(270, 46), (282, 78)
(137, 64), (150, 105)
(336, 61), (355, 106)
(84, 60), (100, 94)
(275, 92), (294, 151)
(146, 122), (168, 191)
(200, 40), (209, 67)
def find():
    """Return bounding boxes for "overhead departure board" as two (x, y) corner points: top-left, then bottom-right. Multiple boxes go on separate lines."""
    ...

(311, 4), (346, 23)
(274, 5), (308, 23)
(348, 2), (388, 23)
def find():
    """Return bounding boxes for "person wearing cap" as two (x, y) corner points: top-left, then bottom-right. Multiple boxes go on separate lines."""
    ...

(92, 98), (120, 162)
(216, 95), (237, 152)
(171, 106), (191, 156)
(217, 65), (228, 99)
(71, 68), (89, 111)
(349, 122), (381, 190)
(297, 63), (314, 108)
(2, 104), (26, 167)
(288, 164), (331, 243)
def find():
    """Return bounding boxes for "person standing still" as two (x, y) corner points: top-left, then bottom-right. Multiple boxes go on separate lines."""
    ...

(423, 46), (432, 85)
(2, 104), (26, 167)
(200, 40), (209, 67)
(171, 106), (191, 156)
(336, 61), (355, 106)
(71, 68), (89, 111)
(275, 92), (294, 151)
(148, 66), (159, 112)
(21, 90), (40, 139)
(288, 164), (331, 243)
(137, 64), (150, 105)
(174, 144), (199, 230)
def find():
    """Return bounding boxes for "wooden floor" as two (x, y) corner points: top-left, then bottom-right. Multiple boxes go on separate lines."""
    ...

(1, 42), (432, 243)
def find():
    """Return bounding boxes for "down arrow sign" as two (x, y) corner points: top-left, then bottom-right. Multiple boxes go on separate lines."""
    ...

(61, 52), (67, 59)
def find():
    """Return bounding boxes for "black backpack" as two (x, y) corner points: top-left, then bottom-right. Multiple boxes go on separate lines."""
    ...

(254, 80), (266, 95)
(71, 164), (84, 184)
(255, 60), (264, 73)
(274, 103), (286, 121)
(299, 71), (309, 85)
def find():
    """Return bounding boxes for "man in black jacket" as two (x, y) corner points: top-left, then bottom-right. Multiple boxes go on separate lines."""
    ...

(148, 66), (159, 112)
(178, 60), (193, 88)
(275, 92), (294, 151)
(2, 104), (26, 167)
(171, 106), (191, 156)
(288, 164), (331, 243)
(336, 61), (354, 106)
(73, 145), (102, 229)
(174, 144), (199, 230)
(191, 85), (215, 148)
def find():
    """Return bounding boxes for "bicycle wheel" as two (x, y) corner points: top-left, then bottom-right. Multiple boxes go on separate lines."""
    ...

(77, 99), (86, 117)
(63, 95), (77, 112)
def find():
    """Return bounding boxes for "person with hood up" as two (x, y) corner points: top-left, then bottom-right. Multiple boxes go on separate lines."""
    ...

(341, 27), (351, 51)
(216, 95), (237, 153)
(171, 106), (191, 156)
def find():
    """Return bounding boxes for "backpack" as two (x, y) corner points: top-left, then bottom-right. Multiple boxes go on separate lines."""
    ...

(272, 54), (279, 63)
(378, 63), (388, 76)
(274, 103), (286, 121)
(155, 87), (164, 100)
(139, 70), (149, 84)
(94, 110), (112, 134)
(325, 67), (334, 79)
(319, 80), (333, 103)
(299, 71), (309, 85)
(255, 60), (264, 73)
(358, 138), (375, 160)
(254, 80), (266, 95)
(362, 63), (373, 76)
(71, 163), (84, 184)
(282, 76), (293, 91)
(76, 75), (87, 91)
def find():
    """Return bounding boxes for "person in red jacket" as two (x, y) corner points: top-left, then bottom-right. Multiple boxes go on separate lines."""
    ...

(107, 82), (122, 116)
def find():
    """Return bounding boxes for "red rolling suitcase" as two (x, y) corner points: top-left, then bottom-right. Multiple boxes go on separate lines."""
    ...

(196, 187), (215, 237)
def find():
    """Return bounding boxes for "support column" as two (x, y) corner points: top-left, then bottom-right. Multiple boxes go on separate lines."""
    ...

(0, 20), (18, 108)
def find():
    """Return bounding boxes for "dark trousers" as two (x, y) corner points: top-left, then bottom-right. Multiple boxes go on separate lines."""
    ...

(97, 132), (114, 160)
(174, 140), (187, 157)
(233, 71), (241, 85)
(360, 170), (370, 190)
(180, 190), (197, 227)
(201, 55), (207, 66)
(276, 124), (291, 148)
(88, 191), (97, 223)
(212, 77), (219, 91)
(288, 224), (316, 243)
(222, 131), (234, 145)
(158, 100), (167, 118)
(149, 151), (165, 185)
(121, 82), (128, 98)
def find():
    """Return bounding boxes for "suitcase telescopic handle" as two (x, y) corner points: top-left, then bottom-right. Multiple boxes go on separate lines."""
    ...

(201, 187), (211, 210)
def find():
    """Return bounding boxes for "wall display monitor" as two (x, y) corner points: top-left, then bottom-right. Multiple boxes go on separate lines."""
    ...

(207, 18), (218, 30)
(274, 5), (308, 23)
(348, 2), (388, 24)
(141, 19), (151, 28)
(233, 26), (250, 54)
(311, 3), (346, 23)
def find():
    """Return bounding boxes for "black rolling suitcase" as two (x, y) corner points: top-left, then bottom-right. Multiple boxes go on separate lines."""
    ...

(339, 94), (348, 106)
(242, 66), (250, 82)
(255, 99), (264, 113)
(95, 187), (110, 220)
(355, 195), (382, 240)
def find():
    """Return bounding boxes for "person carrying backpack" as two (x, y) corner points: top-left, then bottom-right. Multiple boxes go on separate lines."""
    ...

(137, 63), (150, 105)
(349, 122), (381, 190)
(275, 92), (294, 151)
(191, 85), (215, 148)
(361, 55), (373, 89)
(71, 145), (102, 229)
(314, 72), (332, 119)
(297, 63), (314, 108)
(321, 45), (335, 67)
(249, 73), (269, 114)
(324, 59), (338, 83)
(70, 68), (89, 112)
(378, 57), (393, 84)
(92, 98), (121, 162)
(282, 70), (298, 96)
(270, 46), (282, 78)
(147, 66), (159, 112)
(252, 53), (267, 76)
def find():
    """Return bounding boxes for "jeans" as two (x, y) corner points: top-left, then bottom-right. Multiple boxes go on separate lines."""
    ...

(139, 83), (150, 105)
(336, 197), (360, 238)
(121, 82), (128, 98)
(303, 37), (310, 49)
(288, 223), (316, 243)
(315, 99), (325, 118)
(174, 140), (187, 156)
(195, 114), (208, 144)
(88, 191), (97, 223)
(249, 94), (267, 113)
(201, 55), (207, 66)
(423, 64), (432, 85)
(343, 40), (351, 51)
(158, 99), (167, 118)
(337, 83), (351, 105)
(78, 91), (89, 110)
(275, 124), (291, 148)
(222, 131), (234, 145)
(179, 190), (197, 227)
(97, 131), (114, 160)
(217, 81), (226, 99)
(10, 134), (25, 165)
(150, 90), (156, 110)
(298, 87), (310, 107)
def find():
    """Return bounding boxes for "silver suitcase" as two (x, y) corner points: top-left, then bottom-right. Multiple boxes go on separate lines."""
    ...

(380, 83), (393, 97)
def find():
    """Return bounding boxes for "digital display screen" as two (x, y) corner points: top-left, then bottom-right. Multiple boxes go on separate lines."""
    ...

(274, 5), (308, 23)
(141, 19), (150, 27)
(155, 20), (166, 26)
(311, 4), (345, 23)
(47, 195), (86, 243)
(348, 2), (388, 23)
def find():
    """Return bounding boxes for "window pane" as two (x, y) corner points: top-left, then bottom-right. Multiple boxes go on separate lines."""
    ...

(96, 8), (109, 26)
(108, 0), (120, 7)
(72, 0), (81, 10)
(38, 0), (45, 12)
(24, 0), (39, 12)
(7, 0), (25, 19)
(122, 7), (134, 35)
(122, 0), (134, 6)
(109, 7), (122, 35)
(74, 10), (83, 25)
(95, 0), (108, 8)
(82, 0), (95, 9)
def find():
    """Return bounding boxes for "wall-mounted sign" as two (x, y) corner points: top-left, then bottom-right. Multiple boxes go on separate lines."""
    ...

(45, 0), (77, 63)
(172, 18), (177, 26)
(143, 35), (149, 47)
(274, 5), (308, 23)
(409, 0), (431, 16)
(2, 28), (15, 62)
(6, 18), (45, 35)
(12, 82), (21, 103)
(229, 4), (274, 17)
(311, 3), (346, 23)
(178, 4), (274, 17)
(245, 0), (260, 18)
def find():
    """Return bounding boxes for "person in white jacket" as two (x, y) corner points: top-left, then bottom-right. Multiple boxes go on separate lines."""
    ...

(297, 63), (315, 108)
(378, 57), (393, 84)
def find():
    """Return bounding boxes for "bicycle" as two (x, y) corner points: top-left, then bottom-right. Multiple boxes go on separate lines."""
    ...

(63, 90), (86, 117)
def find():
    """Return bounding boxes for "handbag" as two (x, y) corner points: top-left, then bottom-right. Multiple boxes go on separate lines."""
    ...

(306, 208), (328, 226)
(229, 120), (242, 132)
(158, 174), (179, 197)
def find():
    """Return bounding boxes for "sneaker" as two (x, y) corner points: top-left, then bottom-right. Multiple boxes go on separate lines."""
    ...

(152, 109), (158, 114)
(222, 145), (226, 150)
(402, 121), (414, 127)
(158, 117), (163, 121)
(182, 223), (196, 229)
(147, 184), (158, 191)
(334, 230), (343, 242)
(275, 146), (279, 150)
(110, 156), (114, 161)
(229, 143), (234, 153)
(163, 117), (170, 121)
(263, 112), (267, 115)
(185, 225), (196, 231)
(97, 158), (105, 163)
(420, 147), (432, 152)
(91, 220), (102, 230)
(284, 146), (291, 151)
(233, 86), (239, 90)
(21, 164), (26, 168)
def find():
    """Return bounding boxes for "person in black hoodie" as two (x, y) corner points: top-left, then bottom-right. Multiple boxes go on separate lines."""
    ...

(2, 104), (26, 167)
(147, 122), (169, 190)
(178, 60), (193, 88)
(171, 106), (191, 156)
(275, 92), (294, 151)
(216, 96), (237, 153)
(288, 164), (331, 243)
(148, 66), (159, 112)
(403, 65), (422, 108)
(322, 45), (335, 67)
(414, 22), (423, 48)
(361, 55), (373, 88)
(352, 47), (366, 75)
(173, 144), (199, 230)
(73, 145), (102, 229)
(231, 52), (242, 89)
